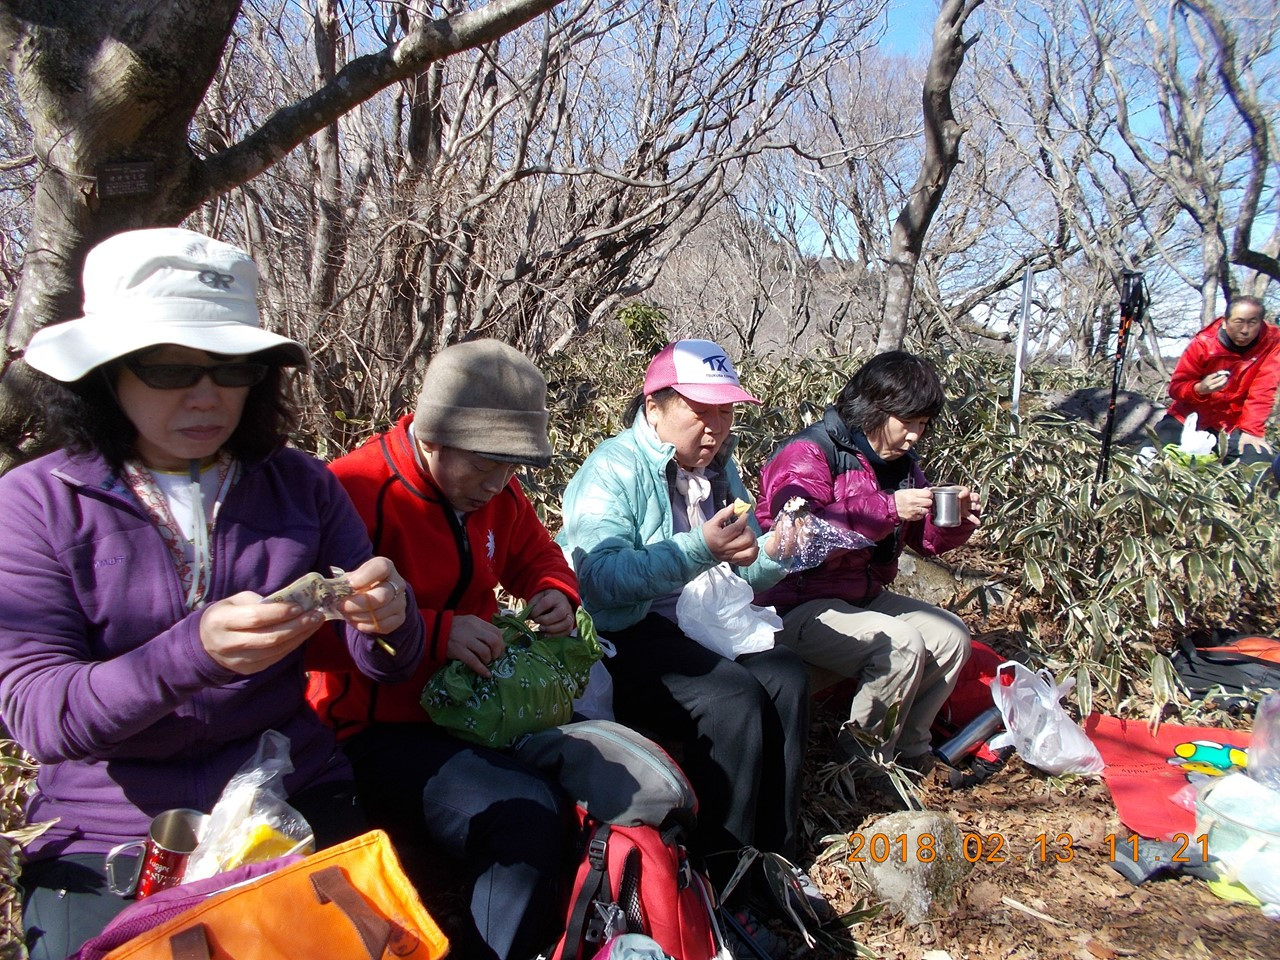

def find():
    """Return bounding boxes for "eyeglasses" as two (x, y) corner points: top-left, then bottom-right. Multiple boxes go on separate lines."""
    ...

(125, 361), (270, 390)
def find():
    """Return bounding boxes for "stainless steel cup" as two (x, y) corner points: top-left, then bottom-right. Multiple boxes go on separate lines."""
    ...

(931, 485), (963, 527)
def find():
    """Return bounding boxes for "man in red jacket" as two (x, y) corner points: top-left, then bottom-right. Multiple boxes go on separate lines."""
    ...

(307, 339), (579, 960)
(1154, 296), (1278, 470)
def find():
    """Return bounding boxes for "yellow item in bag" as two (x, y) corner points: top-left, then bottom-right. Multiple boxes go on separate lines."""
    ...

(225, 820), (309, 870)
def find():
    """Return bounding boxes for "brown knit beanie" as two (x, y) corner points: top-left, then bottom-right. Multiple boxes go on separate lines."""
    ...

(412, 339), (553, 468)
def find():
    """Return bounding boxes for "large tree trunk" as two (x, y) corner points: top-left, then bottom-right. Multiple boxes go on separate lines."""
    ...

(876, 0), (982, 354)
(0, 0), (561, 469)
(0, 0), (242, 374)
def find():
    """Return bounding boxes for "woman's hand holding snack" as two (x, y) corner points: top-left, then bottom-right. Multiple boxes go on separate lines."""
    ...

(528, 589), (575, 635)
(201, 592), (325, 675)
(703, 504), (759, 566)
(764, 498), (810, 561)
(447, 615), (507, 678)
(332, 556), (408, 635)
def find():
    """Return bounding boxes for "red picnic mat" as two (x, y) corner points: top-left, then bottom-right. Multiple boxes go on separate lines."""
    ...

(1084, 713), (1249, 840)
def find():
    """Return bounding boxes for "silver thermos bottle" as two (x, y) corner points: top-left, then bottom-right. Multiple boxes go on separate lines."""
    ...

(934, 706), (1004, 766)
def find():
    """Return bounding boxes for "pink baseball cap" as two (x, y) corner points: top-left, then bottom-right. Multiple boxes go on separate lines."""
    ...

(642, 339), (761, 405)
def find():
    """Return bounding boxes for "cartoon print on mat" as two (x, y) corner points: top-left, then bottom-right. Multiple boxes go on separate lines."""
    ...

(1166, 739), (1248, 778)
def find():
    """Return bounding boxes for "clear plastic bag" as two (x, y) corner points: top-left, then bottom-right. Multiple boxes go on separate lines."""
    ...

(183, 730), (314, 882)
(988, 662), (1104, 775)
(676, 563), (780, 659)
(769, 499), (874, 574)
(1248, 692), (1280, 791)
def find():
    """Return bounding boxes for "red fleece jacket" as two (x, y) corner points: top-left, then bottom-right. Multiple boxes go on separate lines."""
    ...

(306, 416), (579, 738)
(1166, 318), (1280, 436)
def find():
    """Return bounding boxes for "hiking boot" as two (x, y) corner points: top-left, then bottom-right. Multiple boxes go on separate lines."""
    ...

(899, 751), (936, 777)
(776, 862), (836, 924)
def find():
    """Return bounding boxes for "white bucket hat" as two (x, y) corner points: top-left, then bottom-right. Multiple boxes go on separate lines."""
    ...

(23, 227), (306, 382)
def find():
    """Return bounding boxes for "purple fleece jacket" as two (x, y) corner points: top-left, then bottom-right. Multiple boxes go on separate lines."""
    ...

(0, 446), (424, 861)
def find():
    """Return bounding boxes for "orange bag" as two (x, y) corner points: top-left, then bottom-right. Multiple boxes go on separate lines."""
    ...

(104, 830), (449, 960)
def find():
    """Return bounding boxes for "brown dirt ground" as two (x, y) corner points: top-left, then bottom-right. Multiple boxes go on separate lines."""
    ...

(787, 624), (1279, 960)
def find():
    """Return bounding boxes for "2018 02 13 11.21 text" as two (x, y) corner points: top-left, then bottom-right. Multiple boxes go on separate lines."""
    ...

(843, 831), (1209, 864)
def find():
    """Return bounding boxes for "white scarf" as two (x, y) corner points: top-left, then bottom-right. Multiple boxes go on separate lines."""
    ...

(674, 465), (712, 531)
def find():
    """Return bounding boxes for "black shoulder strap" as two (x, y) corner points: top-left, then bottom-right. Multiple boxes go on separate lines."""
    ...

(772, 413), (864, 489)
(563, 821), (613, 960)
(805, 419), (841, 480)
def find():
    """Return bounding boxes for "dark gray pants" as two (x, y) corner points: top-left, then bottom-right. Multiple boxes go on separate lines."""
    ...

(604, 613), (810, 886)
(344, 724), (571, 960)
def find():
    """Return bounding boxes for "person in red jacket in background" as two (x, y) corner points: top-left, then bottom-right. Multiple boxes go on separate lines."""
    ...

(1154, 295), (1279, 470)
(307, 339), (579, 960)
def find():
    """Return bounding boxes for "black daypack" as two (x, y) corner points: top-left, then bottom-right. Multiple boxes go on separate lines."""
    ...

(1170, 633), (1280, 709)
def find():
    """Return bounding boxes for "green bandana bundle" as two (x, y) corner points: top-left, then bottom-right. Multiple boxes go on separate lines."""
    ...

(422, 606), (602, 749)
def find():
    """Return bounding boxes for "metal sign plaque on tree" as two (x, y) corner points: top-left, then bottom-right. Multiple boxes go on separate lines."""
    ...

(96, 162), (156, 200)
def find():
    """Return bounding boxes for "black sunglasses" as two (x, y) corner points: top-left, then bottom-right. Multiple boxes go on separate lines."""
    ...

(125, 361), (270, 390)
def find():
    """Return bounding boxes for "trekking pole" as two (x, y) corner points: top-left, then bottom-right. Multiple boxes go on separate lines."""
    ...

(1093, 269), (1148, 499)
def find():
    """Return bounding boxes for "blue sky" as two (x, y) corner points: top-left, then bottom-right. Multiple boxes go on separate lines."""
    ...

(881, 0), (944, 57)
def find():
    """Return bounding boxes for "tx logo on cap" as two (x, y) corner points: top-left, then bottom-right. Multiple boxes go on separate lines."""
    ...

(701, 354), (731, 373)
(198, 270), (236, 290)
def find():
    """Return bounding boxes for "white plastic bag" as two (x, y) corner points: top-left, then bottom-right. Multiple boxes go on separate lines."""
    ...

(1248, 692), (1280, 791)
(183, 730), (314, 882)
(676, 563), (781, 659)
(573, 636), (617, 721)
(988, 662), (1104, 775)
(1179, 412), (1216, 456)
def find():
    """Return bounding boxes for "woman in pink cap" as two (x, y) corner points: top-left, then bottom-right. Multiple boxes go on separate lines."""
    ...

(558, 339), (815, 950)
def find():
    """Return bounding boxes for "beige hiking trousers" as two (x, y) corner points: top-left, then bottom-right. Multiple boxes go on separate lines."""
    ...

(777, 590), (971, 760)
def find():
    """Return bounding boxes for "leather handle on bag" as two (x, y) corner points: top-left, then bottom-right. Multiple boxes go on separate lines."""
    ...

(169, 925), (212, 960)
(311, 865), (392, 959)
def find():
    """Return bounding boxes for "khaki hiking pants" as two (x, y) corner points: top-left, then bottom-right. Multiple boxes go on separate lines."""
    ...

(778, 590), (971, 760)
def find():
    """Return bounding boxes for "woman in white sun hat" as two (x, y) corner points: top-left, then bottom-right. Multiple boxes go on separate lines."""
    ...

(557, 339), (815, 955)
(0, 228), (424, 959)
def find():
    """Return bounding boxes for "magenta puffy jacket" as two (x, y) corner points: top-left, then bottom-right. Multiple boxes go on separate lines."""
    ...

(755, 407), (975, 612)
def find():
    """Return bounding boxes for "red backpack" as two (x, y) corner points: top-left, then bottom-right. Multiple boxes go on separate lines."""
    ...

(935, 639), (1003, 729)
(513, 721), (725, 960)
(555, 812), (720, 960)
(931, 640), (1013, 786)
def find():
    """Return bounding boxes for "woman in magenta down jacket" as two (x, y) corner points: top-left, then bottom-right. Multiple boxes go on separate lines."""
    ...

(755, 351), (981, 771)
(0, 229), (423, 959)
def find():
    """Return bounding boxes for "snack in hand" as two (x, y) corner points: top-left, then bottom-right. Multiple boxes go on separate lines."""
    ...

(262, 567), (397, 656)
(261, 567), (353, 611)
(732, 497), (751, 516)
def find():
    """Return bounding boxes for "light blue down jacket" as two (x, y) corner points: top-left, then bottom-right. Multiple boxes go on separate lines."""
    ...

(557, 417), (786, 632)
